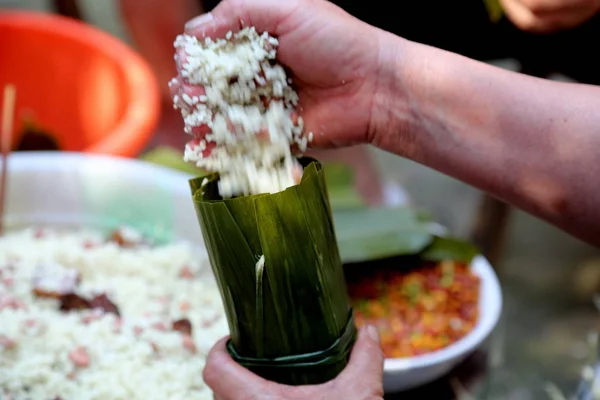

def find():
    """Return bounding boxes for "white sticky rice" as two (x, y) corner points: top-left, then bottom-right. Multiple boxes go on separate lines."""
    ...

(173, 27), (308, 198)
(0, 227), (227, 400)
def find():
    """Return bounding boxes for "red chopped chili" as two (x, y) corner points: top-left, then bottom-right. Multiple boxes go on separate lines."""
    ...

(348, 261), (480, 358)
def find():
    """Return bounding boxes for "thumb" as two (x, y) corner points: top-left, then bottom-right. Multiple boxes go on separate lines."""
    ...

(336, 324), (385, 396)
(183, 0), (305, 39)
(203, 336), (273, 399)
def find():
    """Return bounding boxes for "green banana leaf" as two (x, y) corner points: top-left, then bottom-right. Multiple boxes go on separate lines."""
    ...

(189, 158), (356, 386)
(419, 236), (480, 264)
(333, 206), (433, 264)
(484, 0), (504, 22)
(415, 209), (436, 223)
(323, 163), (364, 210)
(140, 146), (206, 176)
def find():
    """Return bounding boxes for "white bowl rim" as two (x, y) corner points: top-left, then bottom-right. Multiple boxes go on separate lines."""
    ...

(383, 255), (503, 371)
(8, 151), (194, 184)
(8, 152), (503, 373)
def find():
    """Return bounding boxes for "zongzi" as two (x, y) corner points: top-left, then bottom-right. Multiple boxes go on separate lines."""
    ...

(189, 159), (355, 385)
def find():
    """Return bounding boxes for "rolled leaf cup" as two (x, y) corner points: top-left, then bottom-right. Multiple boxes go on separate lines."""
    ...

(189, 158), (357, 385)
(226, 310), (356, 384)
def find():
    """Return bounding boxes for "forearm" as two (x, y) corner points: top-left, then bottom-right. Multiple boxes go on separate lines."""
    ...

(374, 33), (600, 245)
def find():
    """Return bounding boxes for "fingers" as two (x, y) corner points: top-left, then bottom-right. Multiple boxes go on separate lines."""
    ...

(519, 0), (598, 14)
(189, 124), (213, 138)
(183, 0), (305, 39)
(202, 336), (273, 399)
(500, 0), (563, 32)
(187, 138), (216, 159)
(170, 77), (206, 107)
(169, 76), (213, 140)
(204, 329), (384, 400)
(500, 0), (600, 32)
(335, 325), (385, 398)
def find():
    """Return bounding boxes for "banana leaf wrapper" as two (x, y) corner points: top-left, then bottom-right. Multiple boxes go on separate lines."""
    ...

(189, 158), (357, 385)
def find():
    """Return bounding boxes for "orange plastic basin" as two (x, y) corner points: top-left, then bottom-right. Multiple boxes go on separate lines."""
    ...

(0, 11), (160, 157)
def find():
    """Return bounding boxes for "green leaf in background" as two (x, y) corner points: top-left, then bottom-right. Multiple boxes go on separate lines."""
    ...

(323, 162), (365, 210)
(140, 146), (207, 176)
(415, 209), (436, 223)
(419, 236), (480, 264)
(327, 186), (365, 210)
(323, 162), (354, 187)
(333, 206), (433, 264)
(484, 0), (504, 23)
(325, 167), (364, 210)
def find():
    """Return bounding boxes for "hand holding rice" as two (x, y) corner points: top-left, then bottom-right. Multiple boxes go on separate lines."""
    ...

(173, 27), (310, 198)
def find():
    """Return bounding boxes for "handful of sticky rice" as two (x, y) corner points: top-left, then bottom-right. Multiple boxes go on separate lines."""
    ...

(173, 28), (308, 198)
(173, 27), (356, 386)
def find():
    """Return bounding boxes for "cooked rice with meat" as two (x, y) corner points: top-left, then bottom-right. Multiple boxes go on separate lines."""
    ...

(0, 227), (227, 400)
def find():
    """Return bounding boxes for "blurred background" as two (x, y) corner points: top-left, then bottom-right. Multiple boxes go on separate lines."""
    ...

(2, 0), (600, 398)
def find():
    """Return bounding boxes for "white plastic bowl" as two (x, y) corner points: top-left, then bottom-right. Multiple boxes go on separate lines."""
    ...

(5, 152), (203, 243)
(383, 255), (503, 392)
(5, 152), (502, 393)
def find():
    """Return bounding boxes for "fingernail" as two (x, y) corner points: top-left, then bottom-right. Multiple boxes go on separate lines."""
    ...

(365, 325), (380, 344)
(185, 12), (214, 31)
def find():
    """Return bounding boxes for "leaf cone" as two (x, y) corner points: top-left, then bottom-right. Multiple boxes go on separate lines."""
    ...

(189, 158), (356, 385)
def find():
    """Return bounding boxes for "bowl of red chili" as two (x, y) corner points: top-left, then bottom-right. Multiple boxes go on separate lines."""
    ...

(346, 254), (502, 392)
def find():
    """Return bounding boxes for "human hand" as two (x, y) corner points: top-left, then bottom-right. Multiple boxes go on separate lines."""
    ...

(203, 325), (385, 400)
(171, 0), (391, 149)
(499, 0), (600, 32)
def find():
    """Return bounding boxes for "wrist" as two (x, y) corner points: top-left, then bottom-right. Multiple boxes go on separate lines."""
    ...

(369, 32), (427, 160)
